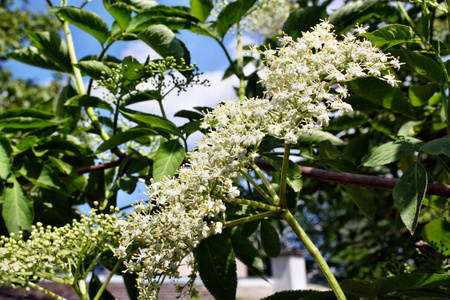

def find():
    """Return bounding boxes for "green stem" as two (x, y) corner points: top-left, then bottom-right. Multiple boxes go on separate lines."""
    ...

(224, 197), (281, 212)
(279, 144), (291, 209)
(62, 16), (110, 142)
(225, 211), (278, 228)
(252, 162), (280, 204)
(282, 210), (346, 300)
(240, 170), (275, 205)
(27, 282), (67, 300)
(93, 261), (122, 300)
(237, 22), (245, 101)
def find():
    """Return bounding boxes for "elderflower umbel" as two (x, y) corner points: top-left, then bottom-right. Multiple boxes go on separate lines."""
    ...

(0, 208), (122, 291)
(118, 21), (402, 299)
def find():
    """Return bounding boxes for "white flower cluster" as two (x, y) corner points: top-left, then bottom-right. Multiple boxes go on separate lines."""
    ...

(251, 21), (402, 140)
(118, 21), (402, 299)
(244, 0), (298, 38)
(0, 208), (121, 289)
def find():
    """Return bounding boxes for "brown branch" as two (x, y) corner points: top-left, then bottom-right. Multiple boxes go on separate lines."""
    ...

(68, 157), (450, 198)
(253, 157), (450, 198)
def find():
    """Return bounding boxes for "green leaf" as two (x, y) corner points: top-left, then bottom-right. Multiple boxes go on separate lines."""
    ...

(191, 0), (213, 22)
(97, 127), (158, 153)
(152, 140), (185, 182)
(89, 273), (116, 300)
(65, 95), (114, 113)
(344, 186), (376, 221)
(49, 6), (110, 45)
(216, 0), (257, 37)
(393, 161), (427, 234)
(119, 176), (139, 194)
(0, 135), (13, 180)
(25, 31), (72, 73)
(19, 163), (69, 195)
(408, 84), (438, 107)
(74, 60), (113, 80)
(137, 24), (191, 65)
(0, 117), (63, 130)
(282, 6), (327, 39)
(119, 107), (182, 136)
(348, 77), (414, 117)
(6, 46), (65, 72)
(227, 227), (264, 278)
(361, 24), (422, 49)
(262, 290), (317, 300)
(422, 219), (450, 256)
(119, 0), (158, 12)
(48, 156), (77, 176)
(260, 220), (281, 257)
(104, 0), (132, 31)
(329, 0), (379, 31)
(297, 130), (346, 147)
(362, 138), (423, 167)
(403, 50), (445, 85)
(3, 177), (33, 234)
(196, 233), (237, 300)
(340, 278), (375, 299)
(286, 160), (302, 193)
(370, 273), (450, 298)
(420, 136), (450, 157)
(127, 6), (199, 32)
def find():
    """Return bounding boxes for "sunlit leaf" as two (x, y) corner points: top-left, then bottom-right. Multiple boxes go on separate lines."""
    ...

(152, 140), (185, 182)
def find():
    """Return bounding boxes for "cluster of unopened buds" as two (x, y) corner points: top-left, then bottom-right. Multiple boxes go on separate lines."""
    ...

(116, 21), (402, 298)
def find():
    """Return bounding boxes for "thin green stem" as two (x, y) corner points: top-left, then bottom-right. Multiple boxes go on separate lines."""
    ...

(282, 210), (346, 300)
(279, 144), (291, 209)
(27, 282), (67, 300)
(237, 22), (245, 101)
(62, 16), (111, 142)
(240, 170), (275, 205)
(224, 197), (282, 212)
(225, 211), (278, 228)
(93, 260), (122, 300)
(252, 162), (280, 204)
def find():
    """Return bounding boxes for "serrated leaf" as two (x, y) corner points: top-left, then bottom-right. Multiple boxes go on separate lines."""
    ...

(96, 127), (158, 153)
(197, 233), (237, 300)
(348, 77), (414, 117)
(152, 140), (185, 182)
(422, 219), (450, 256)
(74, 60), (113, 80)
(371, 273), (450, 298)
(216, 0), (257, 37)
(6, 46), (65, 72)
(297, 130), (346, 146)
(0, 117), (63, 130)
(261, 220), (281, 257)
(393, 161), (427, 234)
(118, 0), (158, 12)
(49, 6), (110, 45)
(329, 0), (379, 30)
(19, 163), (69, 195)
(137, 24), (190, 65)
(340, 278), (375, 299)
(3, 177), (33, 234)
(227, 227), (264, 278)
(403, 50), (445, 85)
(361, 24), (422, 49)
(104, 0), (132, 31)
(0, 135), (13, 180)
(48, 156), (76, 176)
(282, 6), (327, 39)
(191, 0), (213, 22)
(25, 30), (72, 73)
(119, 107), (182, 136)
(127, 6), (199, 32)
(362, 138), (423, 167)
(65, 95), (114, 112)
(420, 136), (450, 157)
(344, 186), (376, 221)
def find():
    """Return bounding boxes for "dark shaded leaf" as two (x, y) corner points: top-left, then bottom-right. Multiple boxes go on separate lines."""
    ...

(261, 220), (281, 257)
(65, 95), (114, 112)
